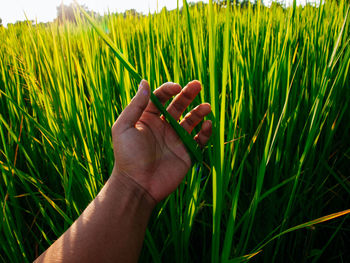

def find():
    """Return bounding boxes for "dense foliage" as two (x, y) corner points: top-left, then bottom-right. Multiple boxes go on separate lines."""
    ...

(0, 1), (349, 262)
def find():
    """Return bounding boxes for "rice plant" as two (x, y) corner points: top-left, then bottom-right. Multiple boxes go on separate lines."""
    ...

(0, 0), (349, 262)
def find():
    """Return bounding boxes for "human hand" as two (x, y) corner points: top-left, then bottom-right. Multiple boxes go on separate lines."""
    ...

(111, 80), (212, 203)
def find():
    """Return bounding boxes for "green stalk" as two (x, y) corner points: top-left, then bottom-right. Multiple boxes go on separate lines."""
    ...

(208, 1), (222, 262)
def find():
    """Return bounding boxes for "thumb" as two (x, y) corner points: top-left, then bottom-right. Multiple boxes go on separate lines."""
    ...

(115, 80), (150, 132)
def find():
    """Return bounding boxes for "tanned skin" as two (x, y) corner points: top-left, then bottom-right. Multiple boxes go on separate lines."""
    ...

(35, 80), (212, 263)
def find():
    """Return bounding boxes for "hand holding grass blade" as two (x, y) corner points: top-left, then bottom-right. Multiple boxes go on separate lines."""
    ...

(79, 6), (204, 163)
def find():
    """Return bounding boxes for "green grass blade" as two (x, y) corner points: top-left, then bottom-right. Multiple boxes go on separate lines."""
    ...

(254, 209), (350, 254)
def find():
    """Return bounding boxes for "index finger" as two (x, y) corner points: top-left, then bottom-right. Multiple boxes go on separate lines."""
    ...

(166, 80), (202, 121)
(144, 82), (182, 115)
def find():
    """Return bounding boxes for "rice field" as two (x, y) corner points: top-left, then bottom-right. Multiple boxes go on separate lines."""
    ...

(0, 0), (350, 262)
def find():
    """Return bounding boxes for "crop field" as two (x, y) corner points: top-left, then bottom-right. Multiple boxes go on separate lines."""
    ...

(0, 0), (350, 262)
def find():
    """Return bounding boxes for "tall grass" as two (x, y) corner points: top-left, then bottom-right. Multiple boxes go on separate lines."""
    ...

(0, 0), (350, 262)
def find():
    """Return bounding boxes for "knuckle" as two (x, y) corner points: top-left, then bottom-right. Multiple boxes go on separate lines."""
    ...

(182, 89), (193, 101)
(186, 118), (194, 127)
(172, 101), (183, 113)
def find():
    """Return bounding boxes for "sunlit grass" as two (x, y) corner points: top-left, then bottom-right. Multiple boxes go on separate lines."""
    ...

(0, 0), (350, 262)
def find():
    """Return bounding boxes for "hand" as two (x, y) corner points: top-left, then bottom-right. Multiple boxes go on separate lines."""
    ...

(111, 80), (212, 203)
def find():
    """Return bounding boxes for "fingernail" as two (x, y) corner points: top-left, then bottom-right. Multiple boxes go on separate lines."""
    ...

(138, 80), (149, 96)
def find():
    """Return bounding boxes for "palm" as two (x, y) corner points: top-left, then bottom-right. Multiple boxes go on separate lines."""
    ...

(141, 111), (191, 166)
(112, 80), (211, 202)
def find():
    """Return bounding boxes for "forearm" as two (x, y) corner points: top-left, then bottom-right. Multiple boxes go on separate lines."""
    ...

(35, 172), (156, 263)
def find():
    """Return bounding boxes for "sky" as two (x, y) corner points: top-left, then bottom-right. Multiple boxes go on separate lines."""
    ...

(0, 0), (310, 27)
(0, 0), (194, 26)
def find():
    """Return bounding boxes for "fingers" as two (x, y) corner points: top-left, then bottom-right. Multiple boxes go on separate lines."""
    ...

(180, 103), (211, 133)
(167, 80), (202, 121)
(144, 82), (182, 115)
(194, 120), (212, 148)
(114, 80), (150, 133)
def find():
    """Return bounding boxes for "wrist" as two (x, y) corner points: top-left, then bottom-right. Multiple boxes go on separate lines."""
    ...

(110, 169), (157, 210)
